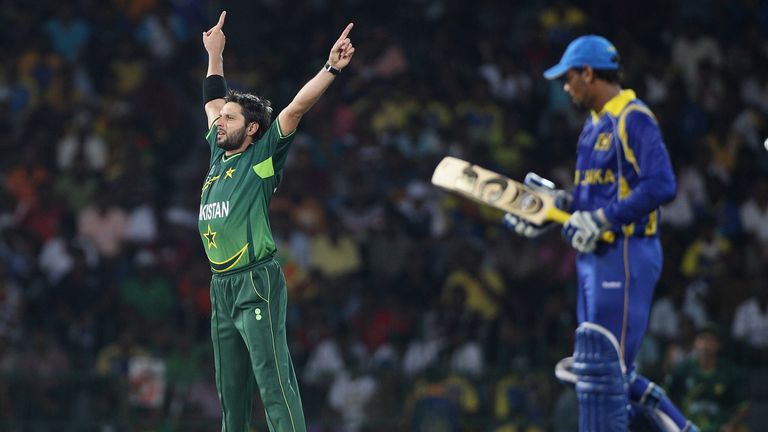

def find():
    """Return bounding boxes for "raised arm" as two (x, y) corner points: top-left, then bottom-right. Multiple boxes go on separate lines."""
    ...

(277, 23), (356, 136)
(202, 11), (227, 127)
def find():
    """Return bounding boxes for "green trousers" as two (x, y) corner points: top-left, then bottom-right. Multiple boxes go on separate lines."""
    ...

(210, 258), (306, 432)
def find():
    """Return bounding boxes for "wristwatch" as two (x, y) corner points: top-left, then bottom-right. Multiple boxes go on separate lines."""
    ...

(323, 62), (340, 76)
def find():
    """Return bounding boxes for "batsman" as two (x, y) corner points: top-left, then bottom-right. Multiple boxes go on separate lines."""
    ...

(503, 36), (699, 432)
(199, 11), (355, 431)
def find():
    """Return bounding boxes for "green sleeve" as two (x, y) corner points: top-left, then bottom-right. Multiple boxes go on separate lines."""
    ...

(256, 118), (296, 173)
(205, 121), (224, 164)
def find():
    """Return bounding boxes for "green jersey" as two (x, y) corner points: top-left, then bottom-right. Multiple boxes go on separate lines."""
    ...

(664, 358), (748, 432)
(198, 118), (295, 273)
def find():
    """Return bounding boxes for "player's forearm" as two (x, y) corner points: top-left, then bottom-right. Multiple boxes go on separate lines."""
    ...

(207, 52), (224, 77)
(203, 52), (227, 123)
(286, 69), (335, 116)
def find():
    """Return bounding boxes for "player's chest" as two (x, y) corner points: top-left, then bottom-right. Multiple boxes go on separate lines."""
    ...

(577, 122), (618, 168)
(201, 158), (252, 198)
(685, 375), (728, 398)
(574, 122), (621, 187)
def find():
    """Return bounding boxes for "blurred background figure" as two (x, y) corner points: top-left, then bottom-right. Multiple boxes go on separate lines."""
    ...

(665, 325), (750, 432)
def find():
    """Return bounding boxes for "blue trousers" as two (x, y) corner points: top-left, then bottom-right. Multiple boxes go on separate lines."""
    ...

(575, 236), (661, 370)
(574, 238), (696, 431)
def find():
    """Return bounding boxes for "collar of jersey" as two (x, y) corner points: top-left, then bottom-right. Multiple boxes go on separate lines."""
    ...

(221, 149), (246, 163)
(591, 89), (636, 123)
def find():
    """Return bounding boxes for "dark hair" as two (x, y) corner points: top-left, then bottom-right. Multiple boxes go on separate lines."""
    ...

(593, 68), (621, 83)
(696, 322), (721, 339)
(224, 90), (273, 140)
(573, 66), (622, 84)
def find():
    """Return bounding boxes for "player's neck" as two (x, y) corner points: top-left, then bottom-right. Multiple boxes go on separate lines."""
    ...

(591, 84), (621, 113)
(225, 140), (252, 156)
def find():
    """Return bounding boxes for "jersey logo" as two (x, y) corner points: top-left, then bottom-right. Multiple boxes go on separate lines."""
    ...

(253, 157), (275, 178)
(225, 167), (236, 178)
(210, 244), (249, 273)
(203, 224), (217, 249)
(202, 175), (221, 192)
(594, 133), (613, 151)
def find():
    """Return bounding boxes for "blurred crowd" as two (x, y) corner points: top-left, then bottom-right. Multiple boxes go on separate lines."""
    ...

(1, 0), (768, 431)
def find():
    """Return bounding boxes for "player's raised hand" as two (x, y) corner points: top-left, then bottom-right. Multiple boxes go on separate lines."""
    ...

(203, 11), (227, 55)
(328, 23), (356, 70)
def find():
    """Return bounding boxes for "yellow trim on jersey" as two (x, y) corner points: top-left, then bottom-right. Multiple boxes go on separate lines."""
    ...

(209, 244), (249, 273)
(645, 210), (658, 236)
(617, 176), (659, 237)
(618, 177), (636, 236)
(590, 89), (637, 124)
(599, 89), (636, 117)
(201, 175), (221, 192)
(617, 104), (656, 175)
(618, 176), (631, 199)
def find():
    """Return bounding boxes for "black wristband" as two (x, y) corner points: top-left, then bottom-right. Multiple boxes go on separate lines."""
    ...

(203, 75), (228, 103)
(323, 63), (340, 76)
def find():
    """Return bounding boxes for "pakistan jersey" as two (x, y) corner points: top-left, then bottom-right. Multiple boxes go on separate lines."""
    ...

(664, 359), (748, 432)
(198, 118), (294, 273)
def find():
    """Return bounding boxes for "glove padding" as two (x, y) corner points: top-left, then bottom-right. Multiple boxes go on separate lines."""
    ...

(562, 209), (610, 253)
(501, 172), (572, 238)
(502, 213), (550, 238)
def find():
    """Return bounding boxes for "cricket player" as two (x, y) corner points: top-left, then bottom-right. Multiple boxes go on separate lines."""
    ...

(503, 35), (699, 432)
(199, 11), (355, 431)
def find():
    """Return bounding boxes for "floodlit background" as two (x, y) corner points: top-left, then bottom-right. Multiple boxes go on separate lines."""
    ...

(1, 0), (767, 430)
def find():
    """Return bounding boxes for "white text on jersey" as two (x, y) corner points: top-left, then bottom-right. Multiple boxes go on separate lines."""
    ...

(199, 201), (230, 221)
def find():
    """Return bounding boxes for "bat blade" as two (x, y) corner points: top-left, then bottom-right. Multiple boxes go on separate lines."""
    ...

(431, 156), (554, 225)
(431, 156), (615, 242)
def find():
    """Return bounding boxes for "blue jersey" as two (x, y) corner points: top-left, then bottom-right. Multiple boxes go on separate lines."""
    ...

(572, 89), (676, 237)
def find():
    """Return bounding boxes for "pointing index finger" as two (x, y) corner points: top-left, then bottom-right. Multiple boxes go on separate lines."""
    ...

(215, 11), (227, 28)
(339, 22), (353, 41)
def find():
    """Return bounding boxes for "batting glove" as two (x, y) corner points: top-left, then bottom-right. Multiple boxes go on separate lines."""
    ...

(501, 172), (572, 238)
(502, 213), (551, 238)
(562, 209), (610, 253)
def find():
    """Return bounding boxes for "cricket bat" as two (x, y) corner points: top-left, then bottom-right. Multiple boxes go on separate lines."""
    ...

(431, 156), (615, 242)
